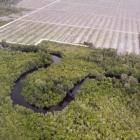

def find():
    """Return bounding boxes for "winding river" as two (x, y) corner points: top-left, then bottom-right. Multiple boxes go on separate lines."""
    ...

(11, 54), (95, 114)
(10, 53), (140, 114)
(0, 45), (139, 114)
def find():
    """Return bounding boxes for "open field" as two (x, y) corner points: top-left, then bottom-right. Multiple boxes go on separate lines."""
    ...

(0, 0), (140, 54)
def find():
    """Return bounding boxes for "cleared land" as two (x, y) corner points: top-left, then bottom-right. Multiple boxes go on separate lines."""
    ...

(17, 0), (56, 9)
(0, 0), (140, 54)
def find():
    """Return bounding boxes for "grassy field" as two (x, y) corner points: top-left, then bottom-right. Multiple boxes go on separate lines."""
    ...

(0, 41), (139, 139)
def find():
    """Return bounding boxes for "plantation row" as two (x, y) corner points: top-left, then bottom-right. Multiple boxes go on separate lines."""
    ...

(46, 1), (140, 19)
(62, 0), (140, 10)
(0, 0), (140, 54)
(24, 8), (140, 33)
(33, 2), (118, 17)
(0, 20), (139, 54)
(17, 0), (56, 9)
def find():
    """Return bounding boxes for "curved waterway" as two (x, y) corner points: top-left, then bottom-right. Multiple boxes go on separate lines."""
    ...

(11, 54), (95, 114)
(11, 55), (63, 113)
(11, 54), (140, 114)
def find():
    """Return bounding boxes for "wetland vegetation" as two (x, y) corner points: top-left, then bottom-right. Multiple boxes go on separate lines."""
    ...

(0, 41), (139, 140)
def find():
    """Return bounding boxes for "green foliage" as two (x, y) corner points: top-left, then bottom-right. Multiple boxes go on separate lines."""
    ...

(22, 54), (100, 108)
(0, 42), (139, 139)
(21, 42), (140, 139)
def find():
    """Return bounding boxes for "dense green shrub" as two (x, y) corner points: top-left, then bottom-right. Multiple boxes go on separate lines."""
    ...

(0, 41), (139, 139)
